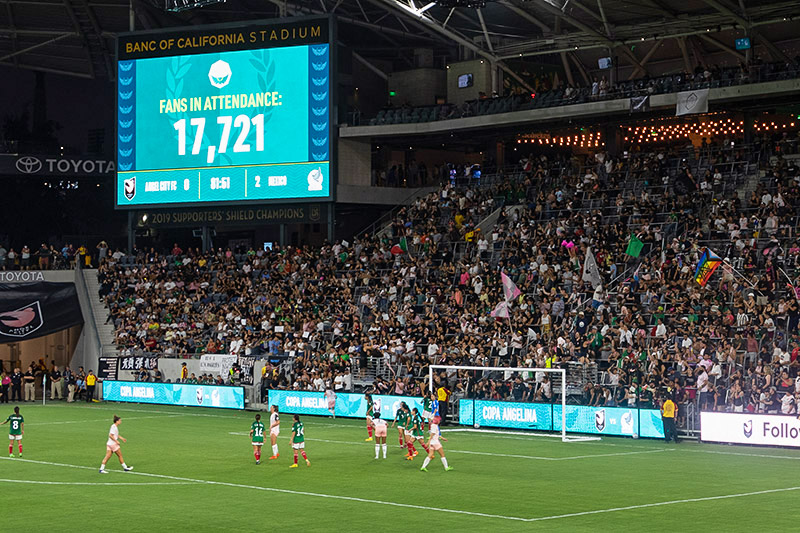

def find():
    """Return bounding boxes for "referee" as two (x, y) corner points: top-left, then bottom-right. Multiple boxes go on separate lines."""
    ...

(661, 394), (679, 443)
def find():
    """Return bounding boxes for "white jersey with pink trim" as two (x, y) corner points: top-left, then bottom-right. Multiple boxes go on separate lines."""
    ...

(107, 424), (119, 447)
(429, 423), (441, 447)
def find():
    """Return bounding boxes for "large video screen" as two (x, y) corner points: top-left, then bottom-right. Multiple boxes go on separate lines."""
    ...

(116, 18), (332, 208)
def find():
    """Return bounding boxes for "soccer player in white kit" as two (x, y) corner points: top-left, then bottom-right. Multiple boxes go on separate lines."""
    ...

(100, 415), (133, 473)
(325, 388), (337, 418)
(371, 412), (388, 459)
(268, 405), (281, 460)
(420, 416), (452, 472)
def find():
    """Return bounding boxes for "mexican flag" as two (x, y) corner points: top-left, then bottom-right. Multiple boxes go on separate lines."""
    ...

(391, 237), (408, 255)
(625, 234), (644, 257)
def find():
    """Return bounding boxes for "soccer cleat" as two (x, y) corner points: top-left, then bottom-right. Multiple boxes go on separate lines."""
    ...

(18, 454), (21, 458)
(413, 451), (419, 457)
(365, 437), (373, 442)
(444, 466), (453, 471)
(420, 467), (428, 472)
(123, 466), (133, 472)
(99, 469), (108, 474)
(290, 464), (298, 468)
(269, 454), (279, 460)
(9, 453), (13, 458)
(256, 460), (260, 465)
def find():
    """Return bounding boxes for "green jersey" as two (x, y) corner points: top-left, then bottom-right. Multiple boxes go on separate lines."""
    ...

(251, 421), (265, 443)
(404, 412), (415, 432)
(423, 398), (432, 413)
(395, 409), (406, 426)
(366, 399), (374, 417)
(7, 414), (23, 436)
(412, 413), (425, 437)
(292, 421), (305, 443)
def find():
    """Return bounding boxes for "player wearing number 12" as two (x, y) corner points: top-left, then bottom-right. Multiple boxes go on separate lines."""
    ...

(249, 414), (265, 464)
(290, 414), (310, 468)
(2, 406), (23, 457)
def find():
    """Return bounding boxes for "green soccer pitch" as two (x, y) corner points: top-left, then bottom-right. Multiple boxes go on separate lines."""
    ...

(2, 402), (799, 531)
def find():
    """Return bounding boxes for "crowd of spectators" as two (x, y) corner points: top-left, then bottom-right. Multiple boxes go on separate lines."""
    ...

(96, 130), (800, 428)
(0, 241), (111, 270)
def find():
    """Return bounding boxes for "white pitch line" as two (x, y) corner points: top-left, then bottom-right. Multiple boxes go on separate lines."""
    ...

(526, 486), (800, 522)
(27, 414), (183, 426)
(0, 478), (195, 487)
(0, 456), (528, 523)
(22, 404), (238, 420)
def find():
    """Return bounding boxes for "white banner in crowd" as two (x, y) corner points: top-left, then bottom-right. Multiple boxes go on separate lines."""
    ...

(199, 354), (238, 376)
(701, 412), (800, 448)
(675, 88), (709, 116)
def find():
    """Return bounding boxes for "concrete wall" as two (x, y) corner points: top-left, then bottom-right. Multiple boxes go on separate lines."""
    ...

(336, 184), (437, 206)
(388, 68), (446, 107)
(0, 325), (80, 372)
(447, 59), (492, 105)
(337, 138), (372, 186)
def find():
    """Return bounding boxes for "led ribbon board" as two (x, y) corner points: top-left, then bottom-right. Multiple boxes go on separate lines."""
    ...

(116, 17), (333, 208)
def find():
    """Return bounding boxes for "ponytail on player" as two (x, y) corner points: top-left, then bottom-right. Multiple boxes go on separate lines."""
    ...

(293, 414), (300, 422)
(255, 414), (261, 421)
(113, 415), (121, 423)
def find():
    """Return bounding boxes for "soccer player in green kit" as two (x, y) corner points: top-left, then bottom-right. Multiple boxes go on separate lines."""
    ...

(410, 408), (430, 456)
(2, 406), (23, 457)
(249, 414), (265, 464)
(391, 402), (408, 448)
(404, 404), (417, 460)
(289, 414), (310, 468)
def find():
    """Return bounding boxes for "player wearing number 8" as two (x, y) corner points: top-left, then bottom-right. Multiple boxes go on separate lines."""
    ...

(290, 414), (310, 468)
(2, 406), (23, 457)
(250, 414), (265, 464)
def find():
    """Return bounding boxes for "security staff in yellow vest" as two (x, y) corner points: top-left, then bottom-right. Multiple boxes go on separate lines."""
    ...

(661, 395), (678, 443)
(85, 371), (97, 403)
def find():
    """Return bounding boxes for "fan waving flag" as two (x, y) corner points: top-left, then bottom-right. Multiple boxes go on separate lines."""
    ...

(390, 237), (408, 255)
(625, 234), (644, 257)
(501, 272), (521, 301)
(694, 249), (722, 287)
(490, 301), (510, 319)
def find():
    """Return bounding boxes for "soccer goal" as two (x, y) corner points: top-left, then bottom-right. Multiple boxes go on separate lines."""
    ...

(428, 365), (601, 443)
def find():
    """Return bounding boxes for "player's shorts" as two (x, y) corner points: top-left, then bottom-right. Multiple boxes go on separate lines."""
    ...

(404, 429), (413, 437)
(412, 432), (424, 439)
(252, 441), (264, 446)
(106, 443), (120, 453)
(375, 425), (387, 437)
(292, 442), (305, 450)
(327, 401), (336, 409)
(366, 415), (373, 425)
(270, 428), (280, 436)
(430, 441), (443, 451)
(8, 434), (22, 441)
(422, 410), (432, 419)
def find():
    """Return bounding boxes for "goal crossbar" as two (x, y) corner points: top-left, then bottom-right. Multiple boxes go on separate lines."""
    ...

(428, 365), (600, 442)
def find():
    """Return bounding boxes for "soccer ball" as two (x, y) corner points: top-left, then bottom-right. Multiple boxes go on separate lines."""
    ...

(474, 422), (481, 429)
(632, 433), (639, 439)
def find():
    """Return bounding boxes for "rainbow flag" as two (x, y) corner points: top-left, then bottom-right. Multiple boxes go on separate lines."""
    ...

(694, 249), (722, 287)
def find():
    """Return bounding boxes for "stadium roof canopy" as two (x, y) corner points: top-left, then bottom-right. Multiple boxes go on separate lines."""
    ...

(0, 0), (798, 83)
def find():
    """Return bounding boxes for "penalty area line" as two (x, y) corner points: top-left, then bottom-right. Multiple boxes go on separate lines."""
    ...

(526, 486), (800, 522)
(0, 478), (196, 487)
(1, 456), (529, 523)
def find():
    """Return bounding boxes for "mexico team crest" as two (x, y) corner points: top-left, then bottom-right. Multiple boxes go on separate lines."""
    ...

(0, 301), (43, 338)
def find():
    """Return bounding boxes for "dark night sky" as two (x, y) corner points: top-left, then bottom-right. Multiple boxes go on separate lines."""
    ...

(1, 66), (116, 155)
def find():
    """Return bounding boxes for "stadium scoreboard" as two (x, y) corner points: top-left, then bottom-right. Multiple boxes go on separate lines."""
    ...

(115, 17), (334, 208)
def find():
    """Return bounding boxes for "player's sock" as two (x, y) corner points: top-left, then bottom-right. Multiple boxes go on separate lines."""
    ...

(255, 450), (260, 461)
(382, 444), (387, 458)
(374, 444), (379, 459)
(399, 435), (404, 445)
(272, 445), (278, 456)
(100, 463), (106, 470)
(421, 442), (429, 453)
(8, 444), (12, 455)
(367, 425), (373, 438)
(421, 457), (431, 469)
(293, 453), (298, 465)
(301, 451), (307, 460)
(121, 463), (128, 469)
(410, 443), (417, 454)
(17, 443), (22, 455)
(441, 457), (449, 469)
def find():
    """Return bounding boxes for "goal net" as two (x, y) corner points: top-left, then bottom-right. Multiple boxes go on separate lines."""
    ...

(428, 364), (601, 443)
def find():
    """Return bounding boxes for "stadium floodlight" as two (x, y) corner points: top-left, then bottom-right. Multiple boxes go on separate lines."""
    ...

(428, 365), (601, 443)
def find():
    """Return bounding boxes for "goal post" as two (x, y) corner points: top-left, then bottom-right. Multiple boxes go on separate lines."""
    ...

(428, 364), (600, 443)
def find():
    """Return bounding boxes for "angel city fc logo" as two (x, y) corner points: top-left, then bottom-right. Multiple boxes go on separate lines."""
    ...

(196, 387), (204, 405)
(15, 156), (42, 174)
(123, 175), (136, 201)
(0, 301), (43, 338)
(743, 419), (753, 438)
(595, 408), (606, 431)
(208, 60), (232, 89)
